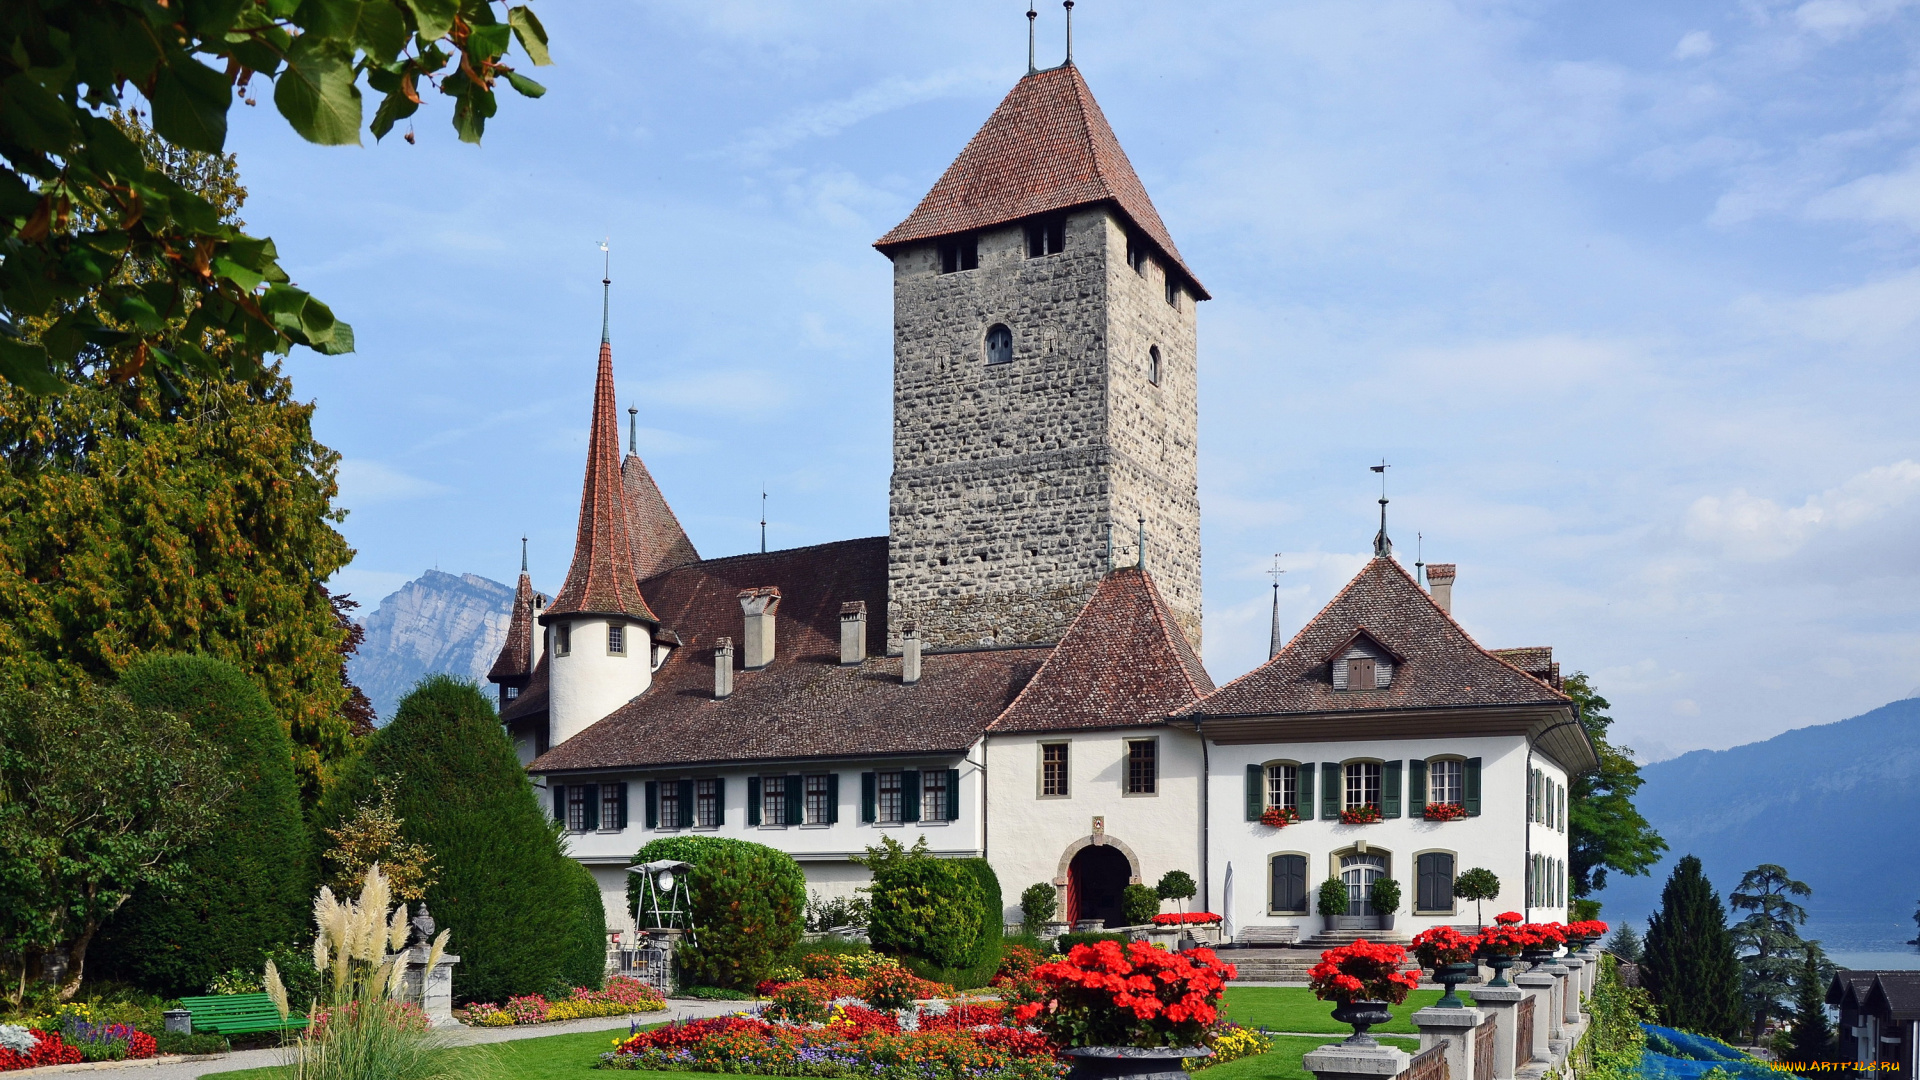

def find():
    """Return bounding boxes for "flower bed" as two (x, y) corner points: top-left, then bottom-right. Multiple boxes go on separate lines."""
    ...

(0, 1020), (158, 1071)
(756, 961), (950, 1005)
(600, 1009), (1064, 1079)
(460, 976), (666, 1026)
(1421, 802), (1467, 822)
(1151, 913), (1224, 926)
(1260, 805), (1300, 828)
(1338, 804), (1382, 825)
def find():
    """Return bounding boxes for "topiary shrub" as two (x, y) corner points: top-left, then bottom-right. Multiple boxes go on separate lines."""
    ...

(1318, 877), (1349, 916)
(560, 858), (608, 991)
(956, 857), (1003, 953)
(1156, 870), (1198, 904)
(1369, 877), (1401, 916)
(317, 675), (593, 1005)
(869, 856), (987, 969)
(1121, 883), (1161, 926)
(100, 655), (312, 996)
(1020, 882), (1059, 933)
(630, 835), (805, 991)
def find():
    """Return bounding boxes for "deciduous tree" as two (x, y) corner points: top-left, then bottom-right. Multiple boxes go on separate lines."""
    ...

(1564, 673), (1668, 896)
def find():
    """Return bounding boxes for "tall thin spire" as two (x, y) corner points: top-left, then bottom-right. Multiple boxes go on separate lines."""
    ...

(1027, 2), (1037, 74)
(520, 535), (528, 573)
(1371, 460), (1392, 557)
(1268, 554), (1286, 659)
(760, 488), (768, 554)
(1104, 521), (1113, 574)
(1136, 513), (1146, 570)
(1415, 531), (1425, 585)
(1063, 0), (1074, 65)
(599, 238), (611, 345)
(627, 405), (637, 455)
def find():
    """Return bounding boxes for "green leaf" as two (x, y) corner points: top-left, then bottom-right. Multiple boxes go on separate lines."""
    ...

(213, 257), (266, 292)
(112, 293), (167, 333)
(184, 0), (252, 38)
(507, 6), (551, 65)
(0, 337), (64, 394)
(149, 53), (234, 153)
(273, 39), (364, 145)
(503, 71), (545, 98)
(402, 0), (458, 41)
(309, 319), (355, 355)
(449, 83), (496, 144)
(369, 88), (420, 140)
(301, 0), (409, 61)
(1, 73), (82, 153)
(75, 115), (144, 179)
(465, 23), (511, 62)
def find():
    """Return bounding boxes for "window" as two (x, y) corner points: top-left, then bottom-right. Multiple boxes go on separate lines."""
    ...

(565, 784), (597, 832)
(1428, 759), (1464, 806)
(656, 781), (680, 828)
(1344, 761), (1382, 810)
(555, 622), (571, 656)
(1126, 739), (1157, 795)
(1126, 233), (1149, 277)
(1041, 743), (1069, 797)
(876, 771), (903, 822)
(938, 235), (978, 273)
(1416, 852), (1456, 913)
(695, 778), (720, 827)
(505, 685), (519, 701)
(985, 324), (1013, 366)
(805, 774), (833, 825)
(761, 775), (787, 826)
(1165, 276), (1181, 309)
(1148, 346), (1161, 386)
(920, 770), (947, 821)
(608, 622), (626, 655)
(1269, 853), (1309, 913)
(1025, 215), (1066, 257)
(1266, 763), (1298, 810)
(1346, 656), (1377, 691)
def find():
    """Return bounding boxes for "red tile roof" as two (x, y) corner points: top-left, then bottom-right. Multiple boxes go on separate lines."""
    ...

(1183, 558), (1571, 718)
(991, 567), (1213, 733)
(545, 341), (660, 625)
(487, 571), (540, 683)
(622, 453), (700, 581)
(874, 64), (1206, 298)
(1489, 647), (1562, 692)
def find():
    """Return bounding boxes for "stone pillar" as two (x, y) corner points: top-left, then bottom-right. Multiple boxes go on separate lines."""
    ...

(1542, 962), (1571, 1039)
(1413, 1006), (1486, 1080)
(1470, 986), (1525, 1080)
(1515, 972), (1556, 1065)
(1302, 1043), (1411, 1080)
(1558, 958), (1585, 1023)
(1577, 946), (1599, 997)
(398, 947), (461, 1028)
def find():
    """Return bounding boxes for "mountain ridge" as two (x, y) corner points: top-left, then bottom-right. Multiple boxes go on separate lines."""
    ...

(347, 570), (516, 722)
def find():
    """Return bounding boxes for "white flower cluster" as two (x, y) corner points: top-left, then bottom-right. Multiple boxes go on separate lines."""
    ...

(0, 1023), (40, 1055)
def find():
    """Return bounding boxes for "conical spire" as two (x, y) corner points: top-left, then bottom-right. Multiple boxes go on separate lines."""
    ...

(489, 551), (538, 682)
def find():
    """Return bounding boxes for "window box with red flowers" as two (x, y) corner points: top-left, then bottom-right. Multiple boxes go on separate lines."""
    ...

(1306, 940), (1421, 1046)
(1338, 804), (1382, 825)
(1421, 802), (1467, 822)
(1260, 805), (1300, 828)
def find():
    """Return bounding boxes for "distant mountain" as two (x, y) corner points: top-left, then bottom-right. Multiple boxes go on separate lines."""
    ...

(1594, 697), (1920, 955)
(347, 570), (515, 723)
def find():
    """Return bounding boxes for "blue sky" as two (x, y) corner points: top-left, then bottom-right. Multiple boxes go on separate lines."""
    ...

(223, 0), (1920, 763)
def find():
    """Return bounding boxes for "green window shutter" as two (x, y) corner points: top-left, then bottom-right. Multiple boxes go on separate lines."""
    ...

(1298, 762), (1314, 819)
(786, 775), (803, 825)
(1464, 757), (1482, 816)
(1408, 759), (1427, 818)
(747, 776), (761, 826)
(713, 777), (726, 827)
(616, 782), (629, 829)
(1321, 763), (1340, 819)
(553, 784), (566, 823)
(1559, 785), (1566, 833)
(946, 768), (960, 821)
(829, 774), (841, 824)
(1245, 764), (1263, 821)
(644, 781), (657, 828)
(678, 779), (694, 827)
(1382, 760), (1402, 818)
(583, 783), (600, 831)
(902, 770), (921, 823)
(861, 772), (876, 823)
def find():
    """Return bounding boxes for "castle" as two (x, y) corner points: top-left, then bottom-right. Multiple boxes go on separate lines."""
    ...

(488, 45), (1592, 949)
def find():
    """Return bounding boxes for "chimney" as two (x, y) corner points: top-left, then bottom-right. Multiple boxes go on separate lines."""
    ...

(839, 601), (868, 666)
(1426, 563), (1457, 616)
(737, 587), (780, 670)
(901, 625), (921, 685)
(713, 637), (734, 699)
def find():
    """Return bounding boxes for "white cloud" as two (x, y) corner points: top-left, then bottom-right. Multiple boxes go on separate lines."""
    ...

(337, 460), (451, 505)
(1748, 270), (1920, 344)
(731, 70), (995, 163)
(1683, 460), (1920, 560)
(1792, 0), (1917, 39)
(1674, 31), (1716, 59)
(1807, 156), (1920, 229)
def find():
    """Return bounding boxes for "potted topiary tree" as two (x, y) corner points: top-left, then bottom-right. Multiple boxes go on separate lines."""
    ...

(1011, 939), (1236, 1080)
(1452, 868), (1500, 930)
(1155, 870), (1198, 914)
(1317, 877), (1349, 935)
(1369, 878), (1401, 932)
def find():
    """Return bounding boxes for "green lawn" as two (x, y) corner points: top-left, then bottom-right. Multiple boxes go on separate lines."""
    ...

(1204, 1035), (1420, 1080)
(1220, 987), (1443, 1035)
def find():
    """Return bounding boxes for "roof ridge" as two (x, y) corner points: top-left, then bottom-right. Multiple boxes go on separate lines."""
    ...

(642, 536), (887, 582)
(1378, 558), (1573, 703)
(1199, 556), (1381, 703)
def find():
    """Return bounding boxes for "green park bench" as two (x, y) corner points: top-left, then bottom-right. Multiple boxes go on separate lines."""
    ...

(177, 992), (309, 1035)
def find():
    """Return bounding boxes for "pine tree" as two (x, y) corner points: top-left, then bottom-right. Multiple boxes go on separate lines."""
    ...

(1730, 864), (1813, 1044)
(1604, 924), (1644, 964)
(1642, 855), (1744, 1040)
(319, 676), (597, 1004)
(1789, 943), (1833, 1062)
(98, 655), (312, 996)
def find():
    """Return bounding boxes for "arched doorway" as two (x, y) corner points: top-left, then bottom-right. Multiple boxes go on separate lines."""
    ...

(1339, 853), (1388, 930)
(1066, 845), (1132, 928)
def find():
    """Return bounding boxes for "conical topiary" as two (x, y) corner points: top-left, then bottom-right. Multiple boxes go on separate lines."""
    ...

(100, 655), (313, 995)
(1642, 855), (1744, 1039)
(319, 675), (599, 1004)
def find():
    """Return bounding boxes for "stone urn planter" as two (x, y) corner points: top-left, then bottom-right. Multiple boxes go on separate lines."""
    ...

(1477, 950), (1519, 987)
(1519, 946), (1558, 971)
(1064, 1046), (1212, 1080)
(1433, 961), (1478, 1009)
(1330, 1000), (1395, 1047)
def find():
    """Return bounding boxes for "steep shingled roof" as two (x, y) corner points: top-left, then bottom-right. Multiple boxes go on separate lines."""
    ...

(991, 567), (1213, 733)
(544, 340), (659, 625)
(528, 538), (1049, 772)
(1183, 558), (1570, 718)
(873, 64), (1206, 298)
(486, 571), (540, 683)
(622, 454), (700, 581)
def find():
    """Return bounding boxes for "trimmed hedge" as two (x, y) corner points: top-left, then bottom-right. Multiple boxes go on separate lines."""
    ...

(319, 675), (598, 1004)
(957, 858), (1003, 949)
(630, 836), (804, 991)
(101, 655), (311, 995)
(561, 858), (608, 991)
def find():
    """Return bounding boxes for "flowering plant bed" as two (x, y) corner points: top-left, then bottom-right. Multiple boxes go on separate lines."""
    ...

(1307, 941), (1421, 1006)
(600, 1007), (1064, 1079)
(756, 963), (950, 1006)
(1409, 926), (1480, 968)
(1421, 802), (1467, 822)
(1151, 913), (1224, 926)
(1006, 939), (1235, 1048)
(0, 1018), (158, 1071)
(459, 976), (666, 1026)
(1493, 912), (1523, 925)
(1260, 805), (1300, 828)
(1338, 804), (1382, 825)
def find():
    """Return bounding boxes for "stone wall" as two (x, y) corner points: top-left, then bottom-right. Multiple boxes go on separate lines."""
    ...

(886, 206), (1201, 651)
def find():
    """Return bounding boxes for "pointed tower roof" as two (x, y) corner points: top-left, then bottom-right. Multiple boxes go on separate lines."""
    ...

(874, 64), (1207, 298)
(544, 326), (660, 626)
(620, 409), (701, 580)
(990, 566), (1214, 733)
(488, 566), (539, 682)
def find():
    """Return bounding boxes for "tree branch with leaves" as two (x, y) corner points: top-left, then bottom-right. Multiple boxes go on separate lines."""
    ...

(1564, 672), (1667, 897)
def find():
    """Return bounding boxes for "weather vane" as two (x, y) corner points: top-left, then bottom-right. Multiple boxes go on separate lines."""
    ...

(1267, 554), (1286, 659)
(1370, 460), (1392, 558)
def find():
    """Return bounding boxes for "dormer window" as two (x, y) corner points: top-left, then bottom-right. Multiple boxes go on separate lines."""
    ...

(939, 235), (978, 273)
(1025, 215), (1066, 257)
(1328, 631), (1399, 692)
(985, 324), (1013, 366)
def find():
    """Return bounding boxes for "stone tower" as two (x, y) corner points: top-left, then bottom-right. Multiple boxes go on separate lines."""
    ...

(875, 62), (1206, 651)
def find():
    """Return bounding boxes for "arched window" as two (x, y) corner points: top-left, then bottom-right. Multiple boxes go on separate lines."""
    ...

(1343, 761), (1382, 810)
(1265, 762), (1298, 810)
(985, 324), (1013, 366)
(1148, 345), (1162, 386)
(1427, 758), (1465, 806)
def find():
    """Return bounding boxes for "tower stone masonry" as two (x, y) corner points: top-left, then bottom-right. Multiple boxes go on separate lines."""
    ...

(878, 65), (1203, 651)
